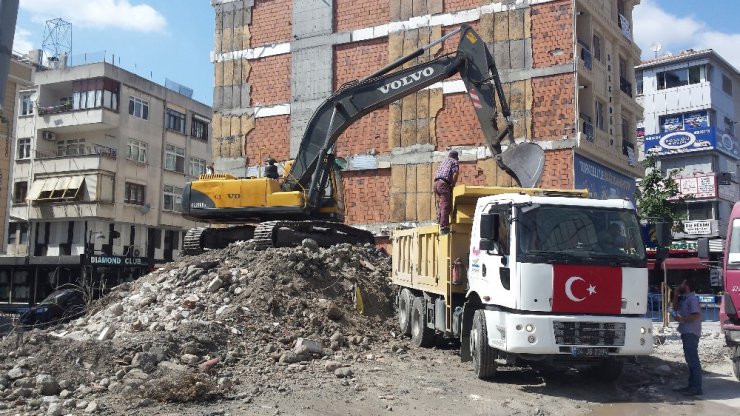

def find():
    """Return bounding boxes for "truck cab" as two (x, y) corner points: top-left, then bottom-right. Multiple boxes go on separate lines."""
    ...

(721, 201), (740, 380)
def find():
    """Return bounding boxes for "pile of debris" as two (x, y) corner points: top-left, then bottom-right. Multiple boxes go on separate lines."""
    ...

(0, 241), (395, 414)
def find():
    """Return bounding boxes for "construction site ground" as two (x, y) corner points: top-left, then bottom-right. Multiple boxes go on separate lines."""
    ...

(0, 242), (738, 415)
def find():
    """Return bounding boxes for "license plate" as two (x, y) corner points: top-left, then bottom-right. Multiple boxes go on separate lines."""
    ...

(570, 347), (609, 357)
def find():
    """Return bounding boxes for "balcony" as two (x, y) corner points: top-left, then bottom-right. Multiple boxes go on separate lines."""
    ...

(579, 45), (593, 70)
(32, 147), (118, 175)
(36, 107), (119, 133)
(581, 119), (595, 142)
(622, 141), (636, 166)
(618, 13), (633, 41)
(619, 77), (632, 97)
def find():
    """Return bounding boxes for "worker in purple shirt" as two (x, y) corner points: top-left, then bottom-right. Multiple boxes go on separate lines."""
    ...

(671, 278), (703, 396)
(433, 150), (460, 235)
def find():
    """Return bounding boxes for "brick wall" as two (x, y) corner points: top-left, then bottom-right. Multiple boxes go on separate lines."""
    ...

(539, 148), (574, 189)
(436, 93), (483, 150)
(531, 0), (573, 68)
(249, 54), (291, 106)
(443, 0), (481, 14)
(334, 39), (388, 88)
(335, 0), (389, 32)
(336, 110), (390, 157)
(342, 169), (392, 224)
(531, 73), (575, 140)
(251, 0), (293, 46)
(245, 116), (291, 161)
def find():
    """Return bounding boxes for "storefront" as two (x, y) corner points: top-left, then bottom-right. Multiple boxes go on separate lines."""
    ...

(0, 254), (150, 313)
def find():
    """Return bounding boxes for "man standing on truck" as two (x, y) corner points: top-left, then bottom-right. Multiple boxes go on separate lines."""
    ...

(671, 278), (703, 396)
(433, 150), (459, 235)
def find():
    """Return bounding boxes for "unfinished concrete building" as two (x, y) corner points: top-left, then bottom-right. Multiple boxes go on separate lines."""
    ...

(210, 0), (643, 235)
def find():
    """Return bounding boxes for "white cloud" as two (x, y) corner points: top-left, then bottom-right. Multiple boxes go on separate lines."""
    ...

(19, 0), (166, 33)
(633, 0), (740, 71)
(12, 27), (35, 54)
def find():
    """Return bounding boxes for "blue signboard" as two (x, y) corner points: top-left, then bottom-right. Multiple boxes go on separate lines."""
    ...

(644, 127), (740, 159)
(574, 154), (636, 201)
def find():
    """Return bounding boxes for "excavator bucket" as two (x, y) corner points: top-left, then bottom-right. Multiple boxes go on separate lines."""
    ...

(496, 142), (545, 188)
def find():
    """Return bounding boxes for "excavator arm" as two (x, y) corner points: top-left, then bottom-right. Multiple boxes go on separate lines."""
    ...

(287, 24), (545, 210)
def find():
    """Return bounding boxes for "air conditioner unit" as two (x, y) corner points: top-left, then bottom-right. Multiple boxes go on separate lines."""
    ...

(125, 245), (144, 257)
(42, 131), (57, 141)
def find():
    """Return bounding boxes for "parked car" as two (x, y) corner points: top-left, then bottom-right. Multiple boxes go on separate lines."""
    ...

(18, 287), (87, 329)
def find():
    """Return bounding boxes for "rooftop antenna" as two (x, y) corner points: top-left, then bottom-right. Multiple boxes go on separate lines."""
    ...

(650, 42), (662, 59)
(42, 17), (72, 67)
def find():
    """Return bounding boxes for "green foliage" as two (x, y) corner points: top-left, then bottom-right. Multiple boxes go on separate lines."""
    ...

(635, 155), (687, 231)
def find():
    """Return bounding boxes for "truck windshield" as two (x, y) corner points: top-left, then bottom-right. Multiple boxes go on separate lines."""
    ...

(726, 219), (740, 270)
(517, 205), (646, 266)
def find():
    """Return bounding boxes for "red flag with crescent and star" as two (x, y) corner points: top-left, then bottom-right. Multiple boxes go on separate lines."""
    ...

(551, 265), (622, 314)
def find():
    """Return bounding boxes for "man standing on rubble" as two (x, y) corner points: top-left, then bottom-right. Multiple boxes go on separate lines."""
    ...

(671, 278), (703, 396)
(433, 150), (460, 235)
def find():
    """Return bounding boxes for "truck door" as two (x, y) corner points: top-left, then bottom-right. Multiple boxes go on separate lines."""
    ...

(472, 204), (515, 309)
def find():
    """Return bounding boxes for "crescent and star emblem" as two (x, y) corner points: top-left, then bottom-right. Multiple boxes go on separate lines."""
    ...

(564, 276), (597, 302)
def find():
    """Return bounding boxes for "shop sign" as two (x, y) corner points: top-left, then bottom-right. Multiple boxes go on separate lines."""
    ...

(644, 127), (740, 159)
(674, 175), (716, 199)
(574, 154), (636, 201)
(682, 220), (712, 235)
(90, 255), (147, 266)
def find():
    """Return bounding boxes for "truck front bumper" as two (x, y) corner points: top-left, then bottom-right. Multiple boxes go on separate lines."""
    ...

(484, 311), (654, 356)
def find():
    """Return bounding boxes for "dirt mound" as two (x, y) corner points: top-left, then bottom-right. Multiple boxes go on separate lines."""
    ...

(0, 241), (395, 413)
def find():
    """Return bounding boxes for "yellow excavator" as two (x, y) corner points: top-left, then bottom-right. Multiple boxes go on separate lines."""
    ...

(180, 24), (545, 254)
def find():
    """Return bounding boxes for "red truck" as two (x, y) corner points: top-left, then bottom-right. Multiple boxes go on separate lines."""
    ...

(721, 201), (740, 380)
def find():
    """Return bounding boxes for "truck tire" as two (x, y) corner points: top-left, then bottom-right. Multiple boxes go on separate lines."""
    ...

(471, 309), (497, 379)
(410, 296), (434, 348)
(733, 346), (740, 381)
(592, 358), (623, 382)
(398, 289), (413, 336)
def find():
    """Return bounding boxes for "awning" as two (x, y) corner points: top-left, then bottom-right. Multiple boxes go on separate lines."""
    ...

(648, 257), (709, 270)
(27, 176), (85, 201)
(27, 179), (48, 201)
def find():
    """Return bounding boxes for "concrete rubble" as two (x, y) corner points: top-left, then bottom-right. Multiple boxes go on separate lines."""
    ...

(0, 240), (395, 414)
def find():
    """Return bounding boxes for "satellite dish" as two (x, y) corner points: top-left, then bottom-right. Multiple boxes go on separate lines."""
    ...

(140, 203), (151, 214)
(650, 42), (662, 58)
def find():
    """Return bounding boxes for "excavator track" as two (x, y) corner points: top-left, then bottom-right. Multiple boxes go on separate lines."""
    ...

(252, 220), (375, 250)
(182, 227), (208, 255)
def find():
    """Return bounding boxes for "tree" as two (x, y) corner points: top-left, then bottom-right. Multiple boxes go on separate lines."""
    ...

(635, 155), (687, 231)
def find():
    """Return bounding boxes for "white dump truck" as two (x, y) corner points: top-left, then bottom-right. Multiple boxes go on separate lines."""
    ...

(392, 186), (654, 380)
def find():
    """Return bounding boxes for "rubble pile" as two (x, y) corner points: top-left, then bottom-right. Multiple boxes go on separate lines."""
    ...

(0, 241), (395, 413)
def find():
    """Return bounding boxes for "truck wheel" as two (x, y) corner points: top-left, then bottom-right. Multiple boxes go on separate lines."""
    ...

(592, 358), (623, 382)
(410, 296), (434, 348)
(733, 346), (740, 381)
(470, 309), (497, 379)
(398, 289), (413, 336)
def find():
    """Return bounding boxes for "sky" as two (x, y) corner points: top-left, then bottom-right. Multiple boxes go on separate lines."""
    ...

(10, 0), (740, 108)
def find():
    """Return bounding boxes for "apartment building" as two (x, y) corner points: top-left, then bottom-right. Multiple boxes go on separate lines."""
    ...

(0, 60), (211, 311)
(210, 0), (643, 236)
(0, 54), (33, 254)
(636, 49), (740, 274)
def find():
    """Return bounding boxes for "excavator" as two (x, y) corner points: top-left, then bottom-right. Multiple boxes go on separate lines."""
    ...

(180, 24), (545, 254)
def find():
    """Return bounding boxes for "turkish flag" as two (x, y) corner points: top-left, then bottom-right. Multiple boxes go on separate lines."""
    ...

(551, 265), (623, 314)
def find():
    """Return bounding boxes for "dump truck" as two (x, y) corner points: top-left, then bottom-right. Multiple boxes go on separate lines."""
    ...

(392, 186), (654, 380)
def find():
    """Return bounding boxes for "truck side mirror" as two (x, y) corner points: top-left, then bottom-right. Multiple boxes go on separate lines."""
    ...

(697, 237), (709, 259)
(654, 222), (672, 247)
(479, 213), (499, 251)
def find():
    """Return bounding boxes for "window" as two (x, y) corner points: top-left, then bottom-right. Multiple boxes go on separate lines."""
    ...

(17, 138), (31, 159)
(636, 70), (643, 95)
(595, 101), (605, 131)
(13, 182), (28, 203)
(657, 65), (704, 90)
(725, 117), (736, 136)
(57, 138), (86, 157)
(164, 144), (185, 172)
(621, 117), (630, 140)
(128, 96), (149, 119)
(191, 116), (209, 141)
(687, 202), (712, 221)
(7, 223), (29, 245)
(723, 74), (733, 96)
(163, 185), (183, 212)
(127, 139), (147, 163)
(124, 182), (145, 205)
(592, 33), (601, 62)
(73, 78), (119, 111)
(189, 157), (207, 177)
(166, 108), (186, 133)
(21, 94), (34, 115)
